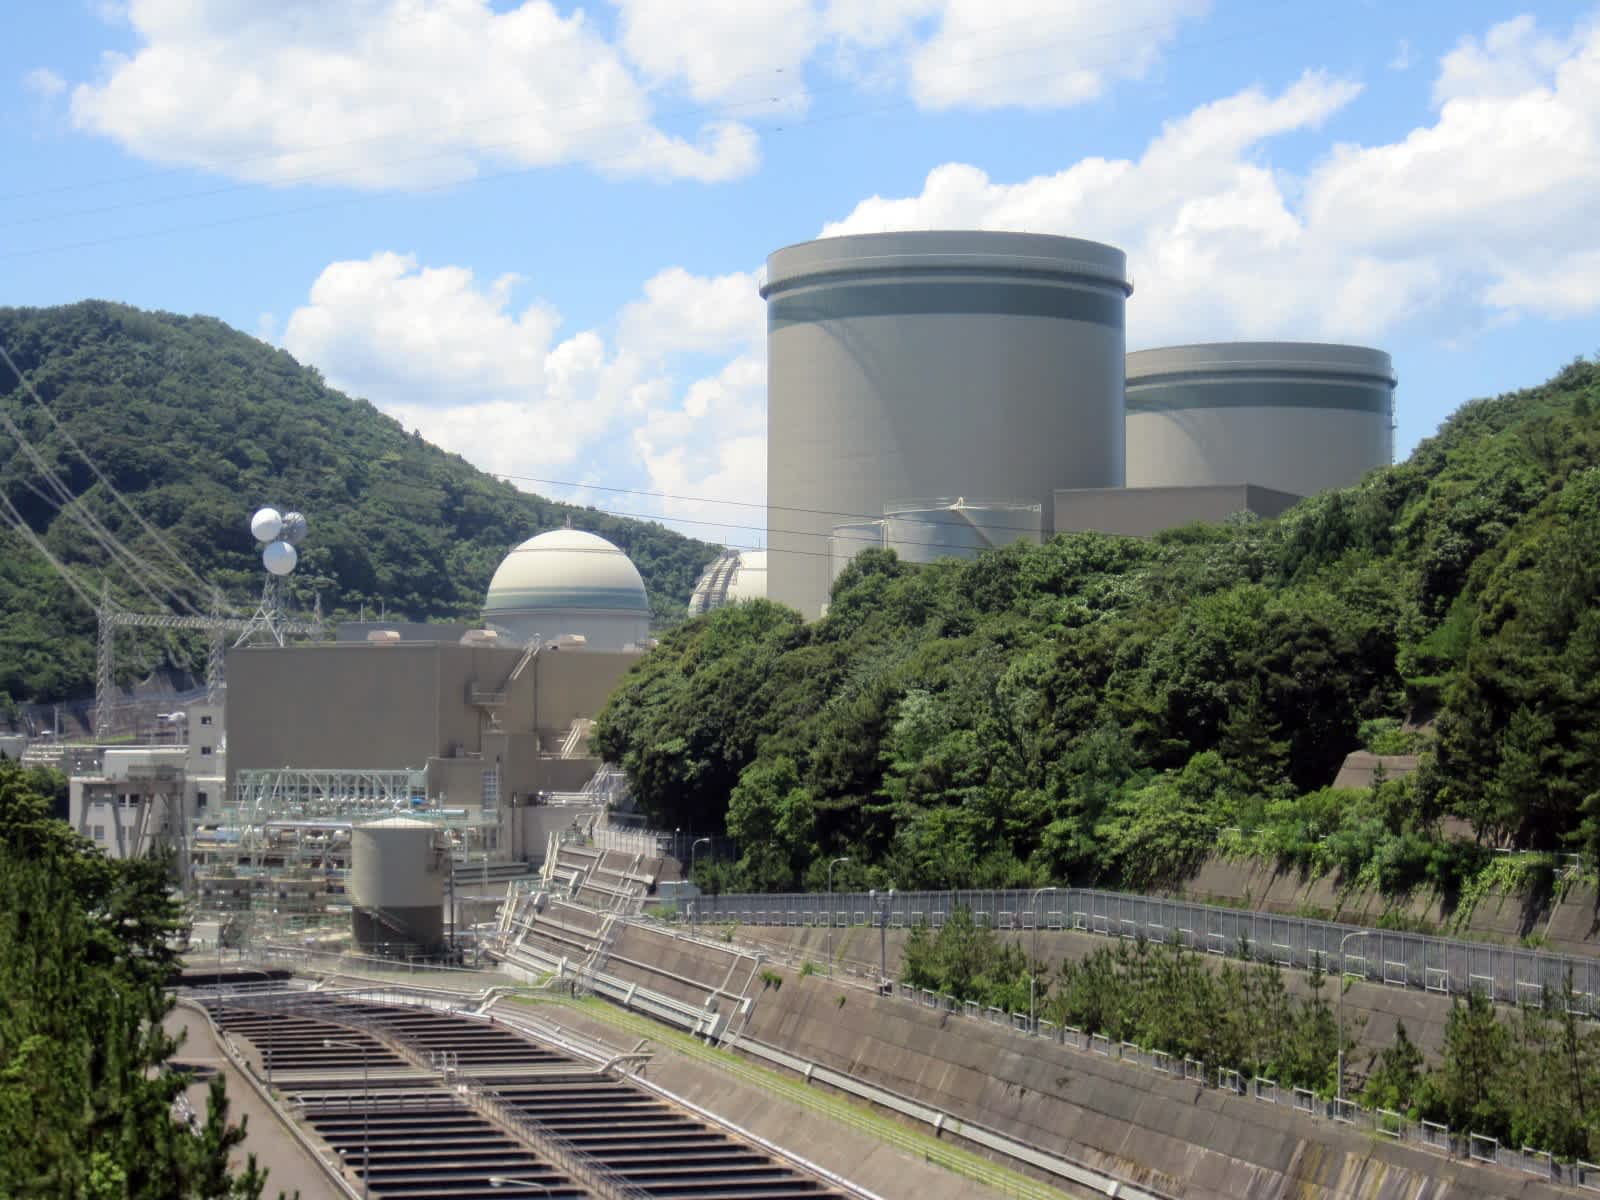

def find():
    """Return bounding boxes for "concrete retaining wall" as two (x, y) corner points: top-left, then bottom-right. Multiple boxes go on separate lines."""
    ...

(1167, 856), (1600, 956)
(592, 920), (1572, 1199)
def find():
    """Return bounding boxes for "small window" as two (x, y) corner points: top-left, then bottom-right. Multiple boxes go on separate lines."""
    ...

(200, 745), (213, 756)
(196, 791), (209, 808)
(92, 825), (105, 842)
(199, 715), (213, 726)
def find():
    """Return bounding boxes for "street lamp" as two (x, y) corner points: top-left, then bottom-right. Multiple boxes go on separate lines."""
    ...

(1336, 929), (1370, 1108)
(827, 857), (850, 976)
(869, 888), (895, 985)
(323, 1039), (371, 1199)
(488, 1178), (552, 1194)
(1029, 886), (1057, 1032)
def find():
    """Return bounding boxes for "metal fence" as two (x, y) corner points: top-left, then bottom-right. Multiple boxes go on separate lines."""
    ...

(680, 886), (1600, 1009)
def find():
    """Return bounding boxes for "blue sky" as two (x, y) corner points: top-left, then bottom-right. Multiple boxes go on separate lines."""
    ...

(4, 0), (1598, 547)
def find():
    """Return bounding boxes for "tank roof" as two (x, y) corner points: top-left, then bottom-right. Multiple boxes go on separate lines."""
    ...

(762, 230), (1130, 298)
(357, 816), (435, 829)
(1127, 342), (1396, 387)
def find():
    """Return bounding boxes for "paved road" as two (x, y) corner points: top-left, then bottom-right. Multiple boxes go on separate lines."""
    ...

(166, 1004), (345, 1200)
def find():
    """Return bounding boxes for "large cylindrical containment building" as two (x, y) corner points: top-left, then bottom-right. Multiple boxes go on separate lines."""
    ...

(1125, 342), (1396, 499)
(763, 231), (1132, 618)
(349, 816), (447, 955)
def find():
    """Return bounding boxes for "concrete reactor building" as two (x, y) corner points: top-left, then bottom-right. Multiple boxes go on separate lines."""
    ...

(1123, 342), (1397, 499)
(757, 231), (1398, 609)
(762, 231), (1132, 617)
(483, 528), (652, 651)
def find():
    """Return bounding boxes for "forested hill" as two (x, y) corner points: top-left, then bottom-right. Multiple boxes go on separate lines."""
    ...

(597, 357), (1600, 897)
(0, 301), (719, 706)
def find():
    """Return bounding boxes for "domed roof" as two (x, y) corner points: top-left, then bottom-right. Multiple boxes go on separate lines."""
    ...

(485, 528), (649, 616)
(725, 550), (767, 603)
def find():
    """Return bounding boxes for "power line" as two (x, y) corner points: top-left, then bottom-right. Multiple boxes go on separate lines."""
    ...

(0, 338), (224, 613)
(495, 472), (1050, 536)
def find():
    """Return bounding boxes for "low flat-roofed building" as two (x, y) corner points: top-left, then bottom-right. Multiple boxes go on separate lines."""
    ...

(1054, 482), (1304, 539)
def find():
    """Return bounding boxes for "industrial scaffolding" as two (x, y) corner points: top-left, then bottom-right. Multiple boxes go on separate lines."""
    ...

(187, 767), (500, 935)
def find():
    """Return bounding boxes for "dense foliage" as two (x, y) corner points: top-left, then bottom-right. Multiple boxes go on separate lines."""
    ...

(0, 301), (719, 707)
(902, 911), (1600, 1157)
(0, 759), (268, 1196)
(599, 358), (1600, 893)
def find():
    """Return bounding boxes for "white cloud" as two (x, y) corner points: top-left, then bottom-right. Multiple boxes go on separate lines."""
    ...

(1389, 40), (1414, 72)
(281, 251), (767, 536)
(62, 0), (1216, 190)
(614, 0), (819, 108)
(905, 0), (1211, 110)
(825, 13), (1600, 341)
(69, 0), (759, 188)
(23, 68), (67, 97)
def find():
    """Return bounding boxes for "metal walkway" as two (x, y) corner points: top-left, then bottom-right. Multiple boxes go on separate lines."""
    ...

(206, 994), (846, 1199)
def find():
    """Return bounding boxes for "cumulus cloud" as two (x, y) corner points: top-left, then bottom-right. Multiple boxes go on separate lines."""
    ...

(281, 251), (767, 535)
(826, 13), (1600, 340)
(62, 0), (1216, 189)
(69, 0), (759, 188)
(905, 0), (1211, 110)
(614, 0), (819, 109)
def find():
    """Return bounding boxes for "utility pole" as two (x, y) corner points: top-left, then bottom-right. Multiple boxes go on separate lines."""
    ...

(827, 857), (850, 976)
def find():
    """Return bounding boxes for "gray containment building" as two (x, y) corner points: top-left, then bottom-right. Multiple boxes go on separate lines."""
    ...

(762, 231), (1132, 618)
(1125, 342), (1397, 499)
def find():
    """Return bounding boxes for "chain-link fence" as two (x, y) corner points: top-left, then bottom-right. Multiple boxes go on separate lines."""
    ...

(680, 886), (1600, 1010)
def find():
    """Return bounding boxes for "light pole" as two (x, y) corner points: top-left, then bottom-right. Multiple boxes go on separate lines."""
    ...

(1029, 886), (1056, 1032)
(1336, 929), (1370, 1108)
(324, 1039), (370, 1199)
(488, 1177), (552, 1194)
(827, 857), (850, 976)
(869, 887), (895, 985)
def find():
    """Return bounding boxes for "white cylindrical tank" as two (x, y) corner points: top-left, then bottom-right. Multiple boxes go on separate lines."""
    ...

(348, 816), (446, 954)
(763, 231), (1131, 618)
(882, 498), (1042, 566)
(830, 521), (885, 586)
(1125, 343), (1396, 498)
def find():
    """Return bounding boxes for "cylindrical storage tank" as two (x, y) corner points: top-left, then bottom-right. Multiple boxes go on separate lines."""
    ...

(882, 498), (1042, 565)
(1124, 343), (1396, 498)
(348, 816), (446, 955)
(763, 231), (1131, 618)
(830, 520), (885, 586)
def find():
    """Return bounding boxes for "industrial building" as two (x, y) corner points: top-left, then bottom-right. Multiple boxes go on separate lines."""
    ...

(182, 528), (652, 946)
(762, 231), (1132, 619)
(759, 231), (1398, 613)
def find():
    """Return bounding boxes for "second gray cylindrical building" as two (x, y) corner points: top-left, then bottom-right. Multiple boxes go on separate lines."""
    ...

(762, 230), (1132, 617)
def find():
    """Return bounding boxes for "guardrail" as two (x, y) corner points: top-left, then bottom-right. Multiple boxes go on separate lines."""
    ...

(677, 887), (1600, 1010)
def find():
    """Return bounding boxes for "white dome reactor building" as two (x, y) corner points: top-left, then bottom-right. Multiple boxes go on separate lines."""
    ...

(688, 549), (768, 615)
(483, 529), (652, 650)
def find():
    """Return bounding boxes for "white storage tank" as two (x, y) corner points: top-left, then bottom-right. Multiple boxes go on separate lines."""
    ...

(348, 816), (447, 955)
(763, 230), (1131, 618)
(882, 498), (1041, 565)
(1125, 342), (1396, 498)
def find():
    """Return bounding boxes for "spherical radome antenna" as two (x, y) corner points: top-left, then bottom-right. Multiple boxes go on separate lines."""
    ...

(251, 507), (283, 543)
(262, 540), (298, 576)
(280, 511), (308, 546)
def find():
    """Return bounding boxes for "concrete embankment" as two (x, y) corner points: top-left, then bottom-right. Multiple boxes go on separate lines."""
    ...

(596, 922), (1574, 1200)
(1165, 855), (1600, 954)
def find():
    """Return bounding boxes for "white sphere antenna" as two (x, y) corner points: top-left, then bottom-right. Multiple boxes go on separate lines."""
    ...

(236, 502), (314, 647)
(250, 507), (283, 543)
(262, 540), (298, 576)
